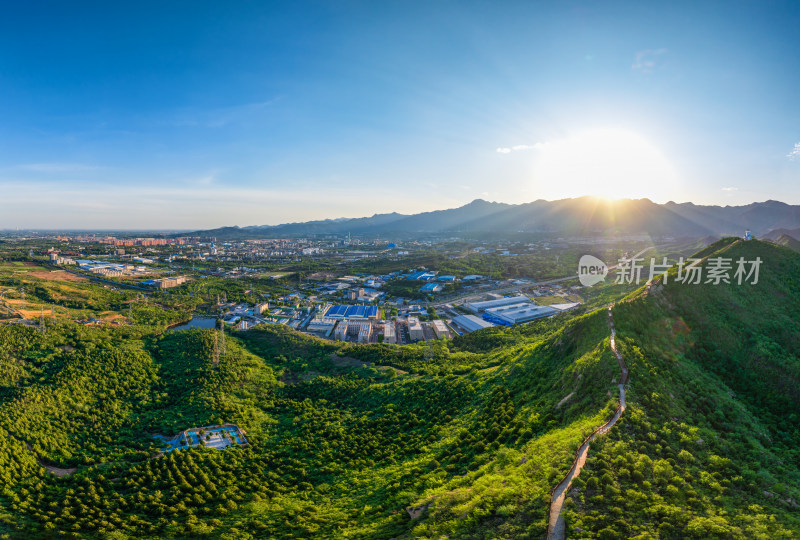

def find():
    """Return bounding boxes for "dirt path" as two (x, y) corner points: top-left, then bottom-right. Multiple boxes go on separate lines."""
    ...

(547, 306), (628, 540)
(21, 441), (77, 477)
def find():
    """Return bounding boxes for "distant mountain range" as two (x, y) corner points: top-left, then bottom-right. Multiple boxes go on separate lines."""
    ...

(179, 197), (800, 240)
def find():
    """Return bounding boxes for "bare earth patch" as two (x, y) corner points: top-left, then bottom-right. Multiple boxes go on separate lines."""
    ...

(555, 392), (575, 409)
(42, 464), (77, 477)
(28, 270), (87, 282)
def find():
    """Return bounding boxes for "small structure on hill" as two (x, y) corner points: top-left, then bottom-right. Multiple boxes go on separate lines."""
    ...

(155, 423), (248, 453)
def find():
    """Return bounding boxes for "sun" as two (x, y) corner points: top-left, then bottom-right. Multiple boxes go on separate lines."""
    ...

(531, 128), (679, 201)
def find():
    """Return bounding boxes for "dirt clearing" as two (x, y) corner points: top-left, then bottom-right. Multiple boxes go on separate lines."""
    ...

(28, 271), (87, 282)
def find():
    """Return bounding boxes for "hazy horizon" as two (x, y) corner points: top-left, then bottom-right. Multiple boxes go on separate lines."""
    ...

(3, 195), (797, 233)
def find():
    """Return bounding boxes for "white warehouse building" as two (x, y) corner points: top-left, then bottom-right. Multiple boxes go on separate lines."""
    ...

(466, 295), (531, 313)
(451, 315), (496, 333)
(483, 304), (557, 325)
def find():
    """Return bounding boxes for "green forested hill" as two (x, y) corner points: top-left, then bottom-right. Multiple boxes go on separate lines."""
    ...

(564, 239), (800, 538)
(0, 302), (622, 538)
(0, 240), (798, 539)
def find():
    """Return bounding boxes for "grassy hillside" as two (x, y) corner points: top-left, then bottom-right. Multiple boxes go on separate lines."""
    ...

(563, 239), (800, 538)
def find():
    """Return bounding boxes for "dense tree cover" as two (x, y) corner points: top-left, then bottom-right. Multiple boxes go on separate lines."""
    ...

(563, 240), (800, 537)
(183, 276), (291, 305)
(0, 239), (797, 538)
(0, 290), (623, 538)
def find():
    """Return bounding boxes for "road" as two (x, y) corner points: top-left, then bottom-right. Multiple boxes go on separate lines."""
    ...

(547, 306), (628, 540)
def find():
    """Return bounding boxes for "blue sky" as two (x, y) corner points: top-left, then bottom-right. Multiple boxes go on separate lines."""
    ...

(2, 1), (800, 229)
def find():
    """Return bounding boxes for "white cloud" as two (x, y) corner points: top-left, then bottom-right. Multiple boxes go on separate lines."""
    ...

(721, 187), (738, 191)
(496, 143), (545, 154)
(512, 144), (543, 151)
(787, 142), (800, 160)
(180, 169), (222, 187)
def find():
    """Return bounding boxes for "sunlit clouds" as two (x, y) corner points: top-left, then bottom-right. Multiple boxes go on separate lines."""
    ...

(788, 142), (800, 160)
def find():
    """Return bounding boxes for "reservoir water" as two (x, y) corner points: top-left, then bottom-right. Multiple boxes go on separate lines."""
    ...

(168, 316), (217, 332)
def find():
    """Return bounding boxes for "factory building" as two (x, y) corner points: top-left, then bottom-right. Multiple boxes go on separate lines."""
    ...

(549, 302), (581, 312)
(354, 321), (372, 343)
(451, 315), (496, 333)
(326, 305), (348, 320)
(466, 295), (531, 313)
(156, 276), (187, 289)
(382, 321), (397, 344)
(407, 317), (424, 342)
(431, 319), (450, 339)
(307, 318), (337, 337)
(324, 305), (379, 320)
(483, 304), (557, 326)
(334, 320), (349, 341)
(420, 283), (443, 293)
(406, 271), (437, 281)
(333, 320), (373, 343)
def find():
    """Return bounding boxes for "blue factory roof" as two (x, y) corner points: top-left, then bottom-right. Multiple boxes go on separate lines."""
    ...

(345, 305), (366, 318)
(327, 305), (348, 317)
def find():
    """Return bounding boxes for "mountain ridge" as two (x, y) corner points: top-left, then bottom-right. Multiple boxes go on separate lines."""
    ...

(179, 196), (800, 240)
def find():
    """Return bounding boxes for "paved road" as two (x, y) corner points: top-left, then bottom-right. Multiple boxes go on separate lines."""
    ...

(547, 307), (628, 540)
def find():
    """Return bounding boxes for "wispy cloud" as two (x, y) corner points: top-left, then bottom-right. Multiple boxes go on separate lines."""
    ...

(632, 48), (668, 75)
(496, 143), (545, 154)
(721, 187), (738, 191)
(787, 142), (800, 160)
(180, 170), (222, 187)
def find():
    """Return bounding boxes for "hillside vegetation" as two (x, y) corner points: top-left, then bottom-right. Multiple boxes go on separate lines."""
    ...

(564, 239), (800, 538)
(0, 240), (797, 539)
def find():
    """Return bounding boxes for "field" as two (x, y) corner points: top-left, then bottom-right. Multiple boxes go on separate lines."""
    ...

(27, 270), (87, 282)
